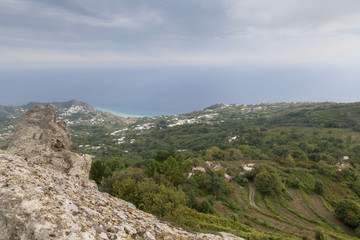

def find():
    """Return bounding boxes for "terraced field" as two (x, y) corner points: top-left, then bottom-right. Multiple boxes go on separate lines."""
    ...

(228, 184), (359, 239)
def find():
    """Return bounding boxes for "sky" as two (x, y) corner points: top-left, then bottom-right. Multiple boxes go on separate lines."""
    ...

(1, 0), (360, 116)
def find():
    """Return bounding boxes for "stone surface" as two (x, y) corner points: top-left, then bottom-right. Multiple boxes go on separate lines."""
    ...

(7, 104), (95, 188)
(0, 150), (243, 240)
(0, 105), (244, 240)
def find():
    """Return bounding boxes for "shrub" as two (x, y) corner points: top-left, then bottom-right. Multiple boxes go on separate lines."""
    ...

(243, 167), (259, 180)
(198, 199), (214, 214)
(113, 178), (188, 218)
(316, 161), (337, 179)
(282, 154), (295, 167)
(286, 176), (301, 189)
(315, 228), (328, 240)
(137, 181), (188, 217)
(341, 168), (358, 182)
(351, 181), (360, 197)
(234, 174), (248, 186)
(314, 181), (324, 194)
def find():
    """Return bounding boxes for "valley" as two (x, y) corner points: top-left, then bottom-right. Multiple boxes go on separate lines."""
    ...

(1, 100), (360, 239)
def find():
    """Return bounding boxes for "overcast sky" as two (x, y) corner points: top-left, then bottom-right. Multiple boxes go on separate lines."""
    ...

(1, 0), (360, 115)
(1, 0), (360, 67)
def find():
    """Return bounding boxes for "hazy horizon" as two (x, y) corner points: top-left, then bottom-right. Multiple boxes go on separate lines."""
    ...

(1, 1), (360, 116)
(1, 65), (360, 116)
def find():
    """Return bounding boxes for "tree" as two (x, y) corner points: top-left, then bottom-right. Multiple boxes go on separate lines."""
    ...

(105, 156), (125, 171)
(225, 148), (244, 161)
(254, 168), (282, 195)
(162, 156), (183, 185)
(272, 145), (290, 158)
(146, 160), (162, 177)
(146, 154), (185, 186)
(198, 170), (228, 196)
(154, 150), (176, 163)
(205, 146), (224, 161)
(113, 178), (138, 204)
(90, 160), (111, 185)
(335, 200), (360, 229)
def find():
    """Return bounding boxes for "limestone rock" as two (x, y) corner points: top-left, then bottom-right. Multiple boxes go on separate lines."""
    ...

(0, 150), (243, 240)
(7, 104), (95, 188)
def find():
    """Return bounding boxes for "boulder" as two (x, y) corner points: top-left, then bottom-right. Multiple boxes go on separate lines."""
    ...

(7, 104), (95, 188)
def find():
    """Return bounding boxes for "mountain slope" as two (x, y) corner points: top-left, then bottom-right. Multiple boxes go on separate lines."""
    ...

(0, 100), (137, 149)
(1, 101), (360, 239)
(0, 103), (242, 240)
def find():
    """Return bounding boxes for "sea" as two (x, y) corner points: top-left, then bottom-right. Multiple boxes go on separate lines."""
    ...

(1, 65), (360, 117)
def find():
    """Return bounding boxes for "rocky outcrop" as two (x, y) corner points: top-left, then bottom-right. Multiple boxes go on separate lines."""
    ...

(0, 105), (244, 240)
(7, 104), (95, 188)
(0, 150), (243, 240)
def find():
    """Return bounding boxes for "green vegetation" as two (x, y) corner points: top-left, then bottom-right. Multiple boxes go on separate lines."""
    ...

(2, 101), (360, 239)
(254, 166), (282, 195)
(89, 159), (112, 184)
(335, 200), (360, 229)
(113, 178), (188, 218)
(314, 181), (324, 195)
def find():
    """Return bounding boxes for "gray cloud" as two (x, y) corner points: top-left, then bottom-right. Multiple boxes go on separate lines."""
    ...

(1, 0), (360, 67)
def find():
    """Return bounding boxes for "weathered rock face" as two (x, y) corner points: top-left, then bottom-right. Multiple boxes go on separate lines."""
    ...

(0, 150), (243, 240)
(7, 104), (95, 188)
(0, 106), (244, 240)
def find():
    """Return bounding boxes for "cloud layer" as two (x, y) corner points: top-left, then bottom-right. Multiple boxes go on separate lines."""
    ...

(1, 0), (360, 67)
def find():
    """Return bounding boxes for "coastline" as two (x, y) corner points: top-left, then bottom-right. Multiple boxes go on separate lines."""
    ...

(96, 107), (145, 118)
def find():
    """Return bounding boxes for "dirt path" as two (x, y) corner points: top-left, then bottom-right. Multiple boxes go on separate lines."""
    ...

(248, 181), (258, 209)
(308, 195), (357, 237)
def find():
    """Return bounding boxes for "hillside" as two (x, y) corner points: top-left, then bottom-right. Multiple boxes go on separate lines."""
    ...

(0, 100), (137, 149)
(0, 105), (241, 240)
(83, 101), (360, 239)
(1, 101), (360, 239)
(73, 102), (360, 163)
